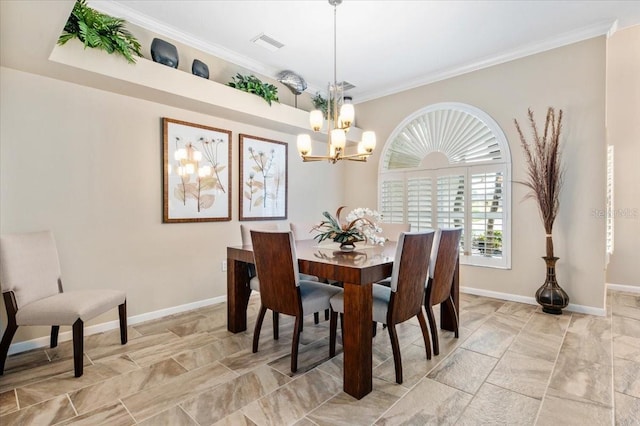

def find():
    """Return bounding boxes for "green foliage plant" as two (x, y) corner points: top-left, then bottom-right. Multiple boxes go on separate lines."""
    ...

(58, 0), (142, 64)
(227, 73), (279, 106)
(311, 92), (328, 118)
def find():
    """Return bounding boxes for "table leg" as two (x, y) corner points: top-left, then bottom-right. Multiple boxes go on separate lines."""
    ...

(342, 281), (373, 399)
(227, 258), (251, 333)
(440, 259), (460, 331)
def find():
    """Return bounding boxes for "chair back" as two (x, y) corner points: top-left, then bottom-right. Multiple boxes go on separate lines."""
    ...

(289, 222), (320, 241)
(0, 231), (61, 309)
(240, 223), (279, 246)
(428, 228), (462, 306)
(380, 223), (411, 242)
(250, 230), (302, 317)
(388, 231), (434, 324)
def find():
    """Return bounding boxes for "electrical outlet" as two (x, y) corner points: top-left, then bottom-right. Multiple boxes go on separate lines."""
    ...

(221, 260), (227, 272)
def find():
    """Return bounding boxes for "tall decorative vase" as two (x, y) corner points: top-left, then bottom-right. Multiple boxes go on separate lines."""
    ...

(535, 256), (569, 314)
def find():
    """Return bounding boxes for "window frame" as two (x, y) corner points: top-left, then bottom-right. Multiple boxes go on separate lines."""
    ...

(378, 103), (512, 269)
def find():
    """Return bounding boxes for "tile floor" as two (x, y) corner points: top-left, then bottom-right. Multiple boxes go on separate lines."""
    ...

(0, 290), (638, 425)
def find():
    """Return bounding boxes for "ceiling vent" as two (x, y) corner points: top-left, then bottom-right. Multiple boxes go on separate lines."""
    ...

(251, 33), (284, 52)
(340, 81), (356, 91)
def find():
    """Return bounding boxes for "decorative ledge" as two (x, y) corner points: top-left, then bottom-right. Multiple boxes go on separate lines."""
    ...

(49, 40), (363, 142)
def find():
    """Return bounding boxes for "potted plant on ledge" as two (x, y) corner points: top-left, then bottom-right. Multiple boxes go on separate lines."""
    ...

(514, 107), (569, 314)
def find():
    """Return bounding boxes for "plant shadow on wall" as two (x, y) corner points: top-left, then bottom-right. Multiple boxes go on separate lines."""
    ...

(58, 0), (142, 63)
(514, 107), (569, 314)
(239, 135), (288, 221)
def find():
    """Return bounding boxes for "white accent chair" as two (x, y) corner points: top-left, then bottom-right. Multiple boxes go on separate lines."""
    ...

(0, 231), (127, 377)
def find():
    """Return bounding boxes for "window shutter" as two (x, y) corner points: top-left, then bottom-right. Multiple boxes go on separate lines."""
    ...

(380, 179), (405, 223)
(407, 177), (432, 230)
(471, 171), (504, 258)
(437, 175), (465, 251)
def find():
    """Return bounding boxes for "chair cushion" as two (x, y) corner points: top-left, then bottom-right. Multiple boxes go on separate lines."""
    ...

(299, 281), (342, 315)
(16, 289), (126, 326)
(250, 276), (260, 291)
(250, 273), (317, 292)
(329, 284), (391, 324)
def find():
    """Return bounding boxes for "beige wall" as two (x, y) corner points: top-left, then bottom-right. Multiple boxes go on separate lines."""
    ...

(351, 37), (608, 310)
(606, 25), (640, 288)
(0, 67), (344, 343)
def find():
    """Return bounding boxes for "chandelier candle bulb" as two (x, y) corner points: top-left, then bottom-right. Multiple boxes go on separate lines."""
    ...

(362, 131), (377, 152)
(297, 134), (312, 156)
(339, 103), (354, 127)
(331, 129), (346, 150)
(310, 110), (324, 132)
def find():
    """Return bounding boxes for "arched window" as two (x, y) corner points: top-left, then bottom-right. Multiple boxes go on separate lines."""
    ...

(379, 103), (511, 268)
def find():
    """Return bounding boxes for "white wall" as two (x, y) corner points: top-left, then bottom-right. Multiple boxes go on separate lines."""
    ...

(351, 37), (608, 310)
(0, 66), (344, 343)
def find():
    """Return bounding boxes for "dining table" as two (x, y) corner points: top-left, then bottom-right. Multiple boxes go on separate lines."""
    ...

(226, 239), (459, 400)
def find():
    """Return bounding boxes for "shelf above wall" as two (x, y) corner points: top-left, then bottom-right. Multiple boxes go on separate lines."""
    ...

(48, 40), (363, 143)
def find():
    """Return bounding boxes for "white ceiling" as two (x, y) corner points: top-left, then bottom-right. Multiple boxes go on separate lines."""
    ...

(93, 0), (640, 103)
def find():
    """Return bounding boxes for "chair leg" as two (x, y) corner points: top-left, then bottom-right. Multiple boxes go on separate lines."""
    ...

(425, 303), (440, 356)
(372, 321), (377, 337)
(291, 315), (301, 373)
(72, 319), (84, 377)
(118, 301), (128, 344)
(314, 312), (319, 325)
(50, 326), (60, 348)
(325, 309), (330, 321)
(272, 311), (279, 340)
(253, 305), (267, 353)
(0, 322), (18, 375)
(387, 323), (403, 384)
(417, 312), (432, 360)
(329, 310), (338, 357)
(445, 295), (459, 338)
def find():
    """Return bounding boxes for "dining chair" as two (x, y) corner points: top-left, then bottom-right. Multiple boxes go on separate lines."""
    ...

(0, 231), (127, 377)
(241, 224), (321, 334)
(329, 231), (435, 384)
(379, 223), (411, 242)
(250, 230), (342, 373)
(424, 227), (462, 356)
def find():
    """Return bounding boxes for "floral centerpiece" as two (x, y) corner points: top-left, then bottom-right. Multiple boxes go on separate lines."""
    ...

(313, 206), (385, 250)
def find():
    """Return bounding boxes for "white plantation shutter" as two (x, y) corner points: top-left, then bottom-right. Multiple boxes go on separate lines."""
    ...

(471, 171), (504, 260)
(379, 103), (512, 268)
(380, 179), (405, 223)
(407, 177), (432, 230)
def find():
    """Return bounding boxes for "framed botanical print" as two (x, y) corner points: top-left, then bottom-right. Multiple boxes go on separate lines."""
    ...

(239, 134), (288, 221)
(163, 118), (232, 222)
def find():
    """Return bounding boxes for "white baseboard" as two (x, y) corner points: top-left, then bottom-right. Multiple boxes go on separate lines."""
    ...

(460, 286), (606, 317)
(607, 283), (640, 294)
(8, 296), (226, 356)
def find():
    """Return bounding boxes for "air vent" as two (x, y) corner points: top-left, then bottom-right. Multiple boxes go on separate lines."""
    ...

(340, 81), (356, 91)
(251, 33), (284, 51)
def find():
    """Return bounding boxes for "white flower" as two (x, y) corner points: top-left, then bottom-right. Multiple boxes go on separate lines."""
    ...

(345, 207), (385, 245)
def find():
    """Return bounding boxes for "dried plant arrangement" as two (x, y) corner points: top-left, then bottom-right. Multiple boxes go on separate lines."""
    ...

(514, 107), (564, 258)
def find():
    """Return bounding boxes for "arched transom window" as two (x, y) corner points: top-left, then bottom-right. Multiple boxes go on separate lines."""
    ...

(379, 102), (511, 268)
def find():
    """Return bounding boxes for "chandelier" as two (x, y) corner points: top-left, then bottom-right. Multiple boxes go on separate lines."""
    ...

(296, 0), (376, 163)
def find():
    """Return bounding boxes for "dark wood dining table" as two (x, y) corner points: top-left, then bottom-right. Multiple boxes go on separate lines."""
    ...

(226, 239), (459, 399)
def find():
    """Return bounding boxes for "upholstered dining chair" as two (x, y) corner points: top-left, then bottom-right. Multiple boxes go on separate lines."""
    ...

(424, 227), (462, 356)
(250, 230), (342, 373)
(241, 224), (321, 334)
(0, 231), (127, 377)
(329, 231), (435, 384)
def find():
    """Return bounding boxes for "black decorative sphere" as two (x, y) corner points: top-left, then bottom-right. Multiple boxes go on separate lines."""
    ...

(150, 38), (178, 68)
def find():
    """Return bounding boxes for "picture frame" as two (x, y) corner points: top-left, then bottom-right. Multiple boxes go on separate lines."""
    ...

(163, 118), (232, 222)
(239, 134), (288, 221)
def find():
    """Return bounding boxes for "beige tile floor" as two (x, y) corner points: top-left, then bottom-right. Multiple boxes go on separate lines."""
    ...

(0, 290), (638, 425)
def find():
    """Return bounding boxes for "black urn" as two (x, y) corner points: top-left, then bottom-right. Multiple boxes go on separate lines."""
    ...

(150, 38), (178, 68)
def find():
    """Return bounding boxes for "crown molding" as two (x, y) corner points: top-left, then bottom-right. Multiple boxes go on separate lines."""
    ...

(356, 19), (618, 103)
